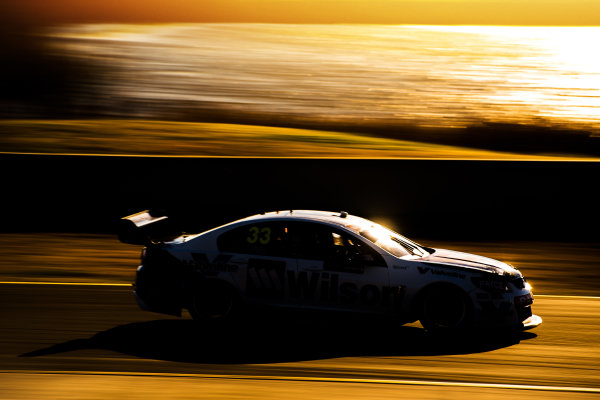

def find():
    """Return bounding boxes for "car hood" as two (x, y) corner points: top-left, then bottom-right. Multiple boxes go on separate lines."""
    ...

(422, 248), (520, 276)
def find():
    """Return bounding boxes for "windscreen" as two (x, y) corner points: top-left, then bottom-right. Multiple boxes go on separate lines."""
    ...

(359, 223), (428, 258)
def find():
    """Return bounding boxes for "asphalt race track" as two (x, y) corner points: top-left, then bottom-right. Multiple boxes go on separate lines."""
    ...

(1, 283), (599, 399)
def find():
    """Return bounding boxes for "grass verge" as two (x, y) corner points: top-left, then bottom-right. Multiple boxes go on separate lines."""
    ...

(1, 119), (592, 159)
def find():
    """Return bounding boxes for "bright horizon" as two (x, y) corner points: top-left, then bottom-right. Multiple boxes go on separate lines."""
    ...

(3, 0), (600, 26)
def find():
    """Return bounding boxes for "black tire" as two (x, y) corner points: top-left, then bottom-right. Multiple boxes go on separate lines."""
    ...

(189, 282), (239, 323)
(419, 284), (471, 333)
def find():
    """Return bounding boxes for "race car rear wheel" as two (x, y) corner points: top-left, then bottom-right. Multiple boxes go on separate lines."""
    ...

(419, 284), (471, 333)
(189, 282), (239, 323)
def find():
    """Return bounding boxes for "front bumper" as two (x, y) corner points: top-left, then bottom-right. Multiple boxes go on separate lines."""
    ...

(522, 314), (543, 330)
(472, 289), (541, 331)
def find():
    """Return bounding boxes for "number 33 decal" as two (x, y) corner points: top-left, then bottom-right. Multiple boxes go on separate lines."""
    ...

(247, 226), (271, 245)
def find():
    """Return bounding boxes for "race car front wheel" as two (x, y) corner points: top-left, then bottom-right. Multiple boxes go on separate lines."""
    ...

(419, 284), (471, 333)
(189, 282), (239, 323)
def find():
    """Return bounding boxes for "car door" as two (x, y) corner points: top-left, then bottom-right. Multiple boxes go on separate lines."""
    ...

(216, 221), (295, 307)
(288, 222), (395, 314)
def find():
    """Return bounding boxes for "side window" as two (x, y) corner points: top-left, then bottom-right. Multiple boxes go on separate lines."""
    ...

(289, 222), (331, 260)
(290, 222), (386, 271)
(217, 222), (289, 257)
(327, 230), (387, 271)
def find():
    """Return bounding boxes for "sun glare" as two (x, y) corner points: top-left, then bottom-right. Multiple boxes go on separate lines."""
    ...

(420, 25), (600, 124)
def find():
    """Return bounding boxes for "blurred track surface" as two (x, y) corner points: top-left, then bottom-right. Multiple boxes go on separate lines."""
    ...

(0, 282), (599, 399)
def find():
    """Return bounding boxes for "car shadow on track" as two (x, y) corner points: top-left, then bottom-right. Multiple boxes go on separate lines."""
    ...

(21, 314), (537, 363)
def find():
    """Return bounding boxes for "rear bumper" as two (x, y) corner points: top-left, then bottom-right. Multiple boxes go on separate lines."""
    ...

(134, 285), (182, 317)
(134, 264), (184, 317)
(134, 288), (151, 312)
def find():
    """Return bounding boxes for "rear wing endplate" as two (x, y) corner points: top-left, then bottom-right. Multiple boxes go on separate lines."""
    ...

(118, 210), (177, 245)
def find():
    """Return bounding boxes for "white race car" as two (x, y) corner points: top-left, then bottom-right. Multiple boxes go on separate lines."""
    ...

(120, 210), (542, 333)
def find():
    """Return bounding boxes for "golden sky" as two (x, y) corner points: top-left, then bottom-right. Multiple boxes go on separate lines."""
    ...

(4, 0), (600, 25)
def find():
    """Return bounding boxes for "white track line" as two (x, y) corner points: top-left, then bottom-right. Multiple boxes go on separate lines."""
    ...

(2, 151), (599, 162)
(1, 281), (599, 299)
(0, 281), (131, 287)
(535, 294), (600, 299)
(0, 370), (599, 393)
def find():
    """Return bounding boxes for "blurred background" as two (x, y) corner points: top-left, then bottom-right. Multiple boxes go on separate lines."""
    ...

(1, 1), (599, 158)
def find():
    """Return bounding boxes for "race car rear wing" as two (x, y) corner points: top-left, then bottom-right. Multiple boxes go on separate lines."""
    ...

(118, 210), (180, 245)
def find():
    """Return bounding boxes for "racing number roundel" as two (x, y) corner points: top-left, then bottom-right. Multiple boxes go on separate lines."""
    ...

(247, 226), (271, 245)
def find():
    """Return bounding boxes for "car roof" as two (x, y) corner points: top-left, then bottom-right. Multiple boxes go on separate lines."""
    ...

(178, 210), (374, 243)
(234, 210), (369, 231)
